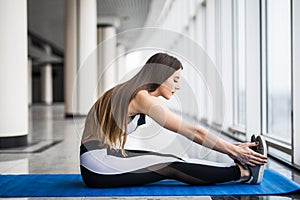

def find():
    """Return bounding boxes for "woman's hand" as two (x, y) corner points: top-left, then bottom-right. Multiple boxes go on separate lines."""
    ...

(230, 142), (267, 166)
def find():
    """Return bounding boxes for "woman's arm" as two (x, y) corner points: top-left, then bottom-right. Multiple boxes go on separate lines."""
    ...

(134, 91), (267, 166)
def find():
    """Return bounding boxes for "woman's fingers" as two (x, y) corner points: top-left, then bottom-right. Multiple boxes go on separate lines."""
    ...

(234, 142), (242, 145)
(247, 141), (258, 147)
(237, 147), (267, 166)
(242, 157), (264, 166)
(252, 155), (266, 164)
(246, 152), (267, 166)
(252, 149), (267, 159)
(235, 142), (258, 148)
(234, 141), (267, 166)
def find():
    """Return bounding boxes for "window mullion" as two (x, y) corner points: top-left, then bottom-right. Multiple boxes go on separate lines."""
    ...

(292, 0), (300, 166)
(245, 0), (262, 140)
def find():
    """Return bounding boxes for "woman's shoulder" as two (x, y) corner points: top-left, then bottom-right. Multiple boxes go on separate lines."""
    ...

(134, 90), (156, 103)
(135, 90), (149, 99)
(132, 90), (164, 114)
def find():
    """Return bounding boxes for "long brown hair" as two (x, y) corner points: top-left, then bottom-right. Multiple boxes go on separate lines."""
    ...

(85, 53), (183, 155)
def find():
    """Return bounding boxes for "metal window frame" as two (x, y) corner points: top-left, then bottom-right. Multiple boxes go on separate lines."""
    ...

(261, 0), (294, 155)
(231, 0), (247, 130)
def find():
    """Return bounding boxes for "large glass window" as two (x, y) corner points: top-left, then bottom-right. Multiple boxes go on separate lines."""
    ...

(233, 0), (246, 128)
(265, 0), (292, 144)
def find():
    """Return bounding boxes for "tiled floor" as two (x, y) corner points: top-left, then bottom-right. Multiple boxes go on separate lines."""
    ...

(0, 104), (300, 200)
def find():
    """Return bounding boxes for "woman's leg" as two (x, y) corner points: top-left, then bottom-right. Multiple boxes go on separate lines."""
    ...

(122, 149), (242, 185)
(81, 161), (241, 188)
(149, 161), (241, 185)
(81, 147), (242, 188)
(80, 165), (165, 188)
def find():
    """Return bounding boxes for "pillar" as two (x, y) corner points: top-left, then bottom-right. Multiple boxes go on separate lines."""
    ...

(97, 24), (117, 96)
(0, 0), (28, 148)
(64, 0), (97, 116)
(28, 58), (32, 106)
(116, 44), (126, 82)
(28, 36), (32, 106)
(41, 45), (53, 104)
(77, 0), (97, 115)
(64, 0), (78, 117)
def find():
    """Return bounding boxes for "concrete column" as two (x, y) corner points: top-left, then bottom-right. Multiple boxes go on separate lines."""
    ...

(116, 44), (126, 82)
(64, 0), (78, 117)
(64, 0), (97, 116)
(28, 58), (32, 106)
(41, 45), (53, 105)
(97, 25), (117, 96)
(0, 0), (28, 148)
(77, 0), (97, 115)
(28, 36), (32, 106)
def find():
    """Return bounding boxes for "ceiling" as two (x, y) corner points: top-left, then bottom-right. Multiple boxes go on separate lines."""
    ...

(28, 0), (166, 51)
(98, 0), (151, 30)
(97, 0), (155, 49)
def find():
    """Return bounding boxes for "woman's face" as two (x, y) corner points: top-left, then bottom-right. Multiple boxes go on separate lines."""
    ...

(158, 69), (182, 100)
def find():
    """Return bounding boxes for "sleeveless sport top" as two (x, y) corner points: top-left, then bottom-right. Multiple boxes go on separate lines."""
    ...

(81, 105), (146, 144)
(127, 114), (146, 134)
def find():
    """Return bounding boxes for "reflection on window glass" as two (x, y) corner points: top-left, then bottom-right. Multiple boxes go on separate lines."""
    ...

(233, 0), (246, 127)
(266, 0), (291, 143)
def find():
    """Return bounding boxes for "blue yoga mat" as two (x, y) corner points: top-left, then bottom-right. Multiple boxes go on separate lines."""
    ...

(0, 169), (299, 197)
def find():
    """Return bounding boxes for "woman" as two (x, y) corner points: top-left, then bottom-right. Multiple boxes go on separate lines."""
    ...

(80, 53), (267, 188)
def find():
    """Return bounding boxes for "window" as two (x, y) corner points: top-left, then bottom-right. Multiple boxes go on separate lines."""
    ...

(265, 0), (292, 144)
(232, 0), (246, 128)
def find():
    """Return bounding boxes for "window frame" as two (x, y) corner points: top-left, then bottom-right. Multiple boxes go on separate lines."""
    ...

(292, 0), (300, 166)
(231, 0), (247, 132)
(261, 0), (293, 157)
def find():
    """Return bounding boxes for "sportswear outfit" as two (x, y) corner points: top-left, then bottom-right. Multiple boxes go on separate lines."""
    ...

(80, 112), (241, 188)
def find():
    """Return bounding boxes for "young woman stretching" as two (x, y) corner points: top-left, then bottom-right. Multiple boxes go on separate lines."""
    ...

(80, 53), (267, 188)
